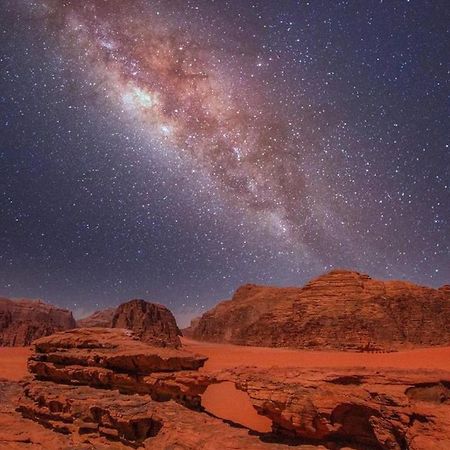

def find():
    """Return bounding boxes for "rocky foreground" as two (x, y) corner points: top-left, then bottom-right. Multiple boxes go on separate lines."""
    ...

(0, 327), (449, 449)
(188, 270), (450, 351)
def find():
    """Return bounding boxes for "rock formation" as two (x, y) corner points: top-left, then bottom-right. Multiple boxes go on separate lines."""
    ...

(220, 366), (450, 450)
(0, 297), (76, 346)
(2, 326), (449, 449)
(16, 381), (301, 450)
(76, 307), (116, 327)
(112, 299), (182, 348)
(3, 327), (298, 449)
(190, 270), (450, 351)
(29, 328), (208, 408)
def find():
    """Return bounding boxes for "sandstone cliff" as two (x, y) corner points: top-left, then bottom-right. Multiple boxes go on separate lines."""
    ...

(191, 270), (450, 351)
(0, 298), (76, 346)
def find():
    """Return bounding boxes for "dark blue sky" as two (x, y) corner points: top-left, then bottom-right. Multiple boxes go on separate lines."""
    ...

(1, 1), (448, 325)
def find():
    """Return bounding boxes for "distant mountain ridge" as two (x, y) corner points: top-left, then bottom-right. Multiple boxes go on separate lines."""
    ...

(187, 270), (450, 351)
(76, 307), (116, 328)
(2, 270), (449, 350)
(0, 297), (76, 346)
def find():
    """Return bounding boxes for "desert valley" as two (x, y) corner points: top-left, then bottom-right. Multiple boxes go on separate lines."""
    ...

(2, 1), (448, 448)
(0, 270), (449, 450)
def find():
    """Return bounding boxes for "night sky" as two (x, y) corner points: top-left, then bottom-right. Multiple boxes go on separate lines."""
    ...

(1, 0), (448, 325)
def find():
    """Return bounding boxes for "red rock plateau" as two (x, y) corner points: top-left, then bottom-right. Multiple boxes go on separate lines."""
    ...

(0, 297), (76, 346)
(189, 270), (450, 351)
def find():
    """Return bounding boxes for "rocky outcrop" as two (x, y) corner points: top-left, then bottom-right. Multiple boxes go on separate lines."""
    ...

(0, 377), (297, 450)
(112, 299), (182, 348)
(4, 326), (450, 449)
(191, 270), (450, 351)
(12, 380), (298, 450)
(28, 328), (208, 408)
(219, 367), (450, 450)
(0, 298), (76, 346)
(76, 307), (116, 327)
(8, 327), (300, 449)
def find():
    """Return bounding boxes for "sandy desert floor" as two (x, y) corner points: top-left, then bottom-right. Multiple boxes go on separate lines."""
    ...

(183, 338), (450, 432)
(0, 347), (31, 380)
(182, 337), (450, 371)
(2, 341), (450, 434)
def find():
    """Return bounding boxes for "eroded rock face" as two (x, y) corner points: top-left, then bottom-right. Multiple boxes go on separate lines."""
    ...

(8, 325), (450, 449)
(220, 367), (450, 450)
(13, 380), (297, 450)
(30, 328), (205, 373)
(112, 299), (182, 348)
(10, 327), (301, 449)
(29, 328), (209, 409)
(76, 307), (116, 328)
(191, 270), (450, 350)
(0, 298), (76, 346)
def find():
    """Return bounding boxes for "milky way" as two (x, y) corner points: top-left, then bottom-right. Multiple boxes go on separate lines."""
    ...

(39, 0), (323, 252)
(1, 0), (448, 323)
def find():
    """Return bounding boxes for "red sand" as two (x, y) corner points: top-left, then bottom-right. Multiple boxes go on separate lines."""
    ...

(182, 337), (450, 372)
(182, 338), (450, 431)
(2, 341), (450, 434)
(0, 347), (31, 380)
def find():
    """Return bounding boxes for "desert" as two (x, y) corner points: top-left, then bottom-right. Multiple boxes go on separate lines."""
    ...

(0, 271), (449, 449)
(3, 1), (448, 448)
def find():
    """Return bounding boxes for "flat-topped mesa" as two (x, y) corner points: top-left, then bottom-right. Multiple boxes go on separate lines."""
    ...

(0, 297), (76, 346)
(191, 270), (450, 351)
(111, 299), (182, 348)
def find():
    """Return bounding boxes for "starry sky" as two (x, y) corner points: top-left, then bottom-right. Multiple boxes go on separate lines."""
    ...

(1, 0), (448, 325)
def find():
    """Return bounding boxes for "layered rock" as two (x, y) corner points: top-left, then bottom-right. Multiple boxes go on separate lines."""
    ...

(11, 327), (300, 449)
(220, 366), (450, 450)
(0, 380), (70, 449)
(112, 299), (182, 348)
(191, 270), (450, 350)
(0, 298), (76, 346)
(13, 380), (299, 450)
(29, 328), (207, 406)
(1, 377), (298, 450)
(31, 328), (205, 372)
(7, 326), (450, 449)
(76, 307), (116, 327)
